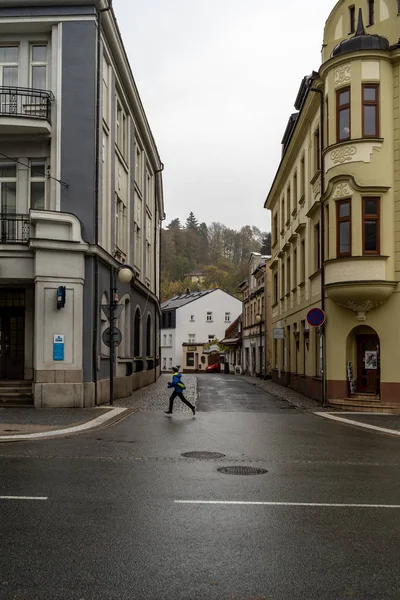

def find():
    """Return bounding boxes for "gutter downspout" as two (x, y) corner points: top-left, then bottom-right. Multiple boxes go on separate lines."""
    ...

(153, 163), (165, 381)
(309, 85), (327, 408)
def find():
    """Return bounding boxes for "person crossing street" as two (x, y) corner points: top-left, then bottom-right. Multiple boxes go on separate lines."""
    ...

(164, 366), (195, 416)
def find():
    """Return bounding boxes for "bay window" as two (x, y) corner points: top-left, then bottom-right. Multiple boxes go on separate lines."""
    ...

(336, 87), (351, 142)
(362, 84), (379, 137)
(336, 199), (351, 257)
(362, 197), (380, 254)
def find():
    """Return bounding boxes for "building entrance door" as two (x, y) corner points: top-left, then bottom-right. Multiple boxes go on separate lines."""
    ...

(356, 334), (379, 394)
(0, 289), (25, 380)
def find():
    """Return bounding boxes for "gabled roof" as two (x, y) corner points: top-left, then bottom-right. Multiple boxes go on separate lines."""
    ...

(161, 289), (216, 311)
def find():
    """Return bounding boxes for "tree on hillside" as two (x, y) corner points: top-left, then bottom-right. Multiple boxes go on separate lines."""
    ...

(260, 232), (271, 256)
(185, 212), (199, 232)
(167, 218), (181, 230)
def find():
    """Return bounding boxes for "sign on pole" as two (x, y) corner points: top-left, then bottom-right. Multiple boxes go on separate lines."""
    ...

(273, 328), (285, 339)
(102, 327), (122, 348)
(101, 304), (124, 321)
(306, 308), (325, 328)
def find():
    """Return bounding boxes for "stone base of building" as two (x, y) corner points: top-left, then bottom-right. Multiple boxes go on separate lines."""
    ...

(272, 370), (323, 403)
(34, 366), (161, 408)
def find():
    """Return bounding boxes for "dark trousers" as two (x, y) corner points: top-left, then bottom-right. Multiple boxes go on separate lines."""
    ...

(169, 390), (194, 413)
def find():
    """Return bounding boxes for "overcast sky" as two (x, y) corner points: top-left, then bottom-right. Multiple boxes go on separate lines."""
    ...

(114, 0), (335, 231)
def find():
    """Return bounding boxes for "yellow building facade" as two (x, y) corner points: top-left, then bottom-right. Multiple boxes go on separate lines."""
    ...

(265, 1), (400, 409)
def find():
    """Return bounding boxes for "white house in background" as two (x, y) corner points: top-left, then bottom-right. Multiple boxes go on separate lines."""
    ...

(161, 289), (242, 372)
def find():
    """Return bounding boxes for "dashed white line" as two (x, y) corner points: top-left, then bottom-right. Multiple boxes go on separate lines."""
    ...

(0, 496), (48, 501)
(175, 500), (400, 508)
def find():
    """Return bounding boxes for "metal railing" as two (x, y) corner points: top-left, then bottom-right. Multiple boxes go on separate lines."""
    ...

(0, 214), (30, 244)
(0, 87), (54, 123)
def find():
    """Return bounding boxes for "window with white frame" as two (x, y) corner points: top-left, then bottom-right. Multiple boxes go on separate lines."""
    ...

(225, 312), (231, 323)
(168, 334), (172, 346)
(115, 194), (127, 255)
(135, 142), (143, 190)
(163, 334), (167, 346)
(30, 44), (47, 89)
(168, 357), (173, 368)
(30, 161), (46, 210)
(190, 315), (195, 322)
(102, 56), (110, 124)
(208, 335), (215, 342)
(0, 46), (18, 88)
(206, 312), (213, 322)
(188, 334), (196, 344)
(146, 167), (153, 211)
(116, 98), (128, 159)
(0, 163), (16, 215)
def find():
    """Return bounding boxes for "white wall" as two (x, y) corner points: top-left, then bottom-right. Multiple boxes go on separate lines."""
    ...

(174, 290), (242, 368)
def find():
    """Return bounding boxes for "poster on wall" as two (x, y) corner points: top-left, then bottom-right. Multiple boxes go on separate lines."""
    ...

(365, 351), (378, 370)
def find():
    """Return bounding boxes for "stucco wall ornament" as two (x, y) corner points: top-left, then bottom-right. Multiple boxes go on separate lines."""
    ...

(334, 65), (351, 86)
(331, 146), (357, 165)
(333, 182), (351, 198)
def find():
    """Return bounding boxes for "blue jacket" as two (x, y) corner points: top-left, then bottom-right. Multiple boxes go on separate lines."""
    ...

(168, 372), (184, 392)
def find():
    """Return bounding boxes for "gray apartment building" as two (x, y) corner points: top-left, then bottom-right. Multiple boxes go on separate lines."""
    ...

(0, 0), (164, 407)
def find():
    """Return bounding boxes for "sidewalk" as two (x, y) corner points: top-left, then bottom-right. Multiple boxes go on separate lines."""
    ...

(0, 374), (198, 441)
(241, 375), (400, 437)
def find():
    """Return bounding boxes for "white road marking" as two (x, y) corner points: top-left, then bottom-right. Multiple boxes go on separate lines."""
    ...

(315, 412), (400, 437)
(175, 500), (400, 508)
(0, 407), (127, 441)
(0, 496), (48, 501)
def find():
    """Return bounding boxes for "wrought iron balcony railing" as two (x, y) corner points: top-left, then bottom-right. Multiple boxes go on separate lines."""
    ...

(0, 87), (54, 123)
(0, 214), (30, 244)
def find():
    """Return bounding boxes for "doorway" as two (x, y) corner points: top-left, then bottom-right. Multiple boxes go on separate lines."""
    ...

(356, 334), (379, 394)
(0, 289), (25, 380)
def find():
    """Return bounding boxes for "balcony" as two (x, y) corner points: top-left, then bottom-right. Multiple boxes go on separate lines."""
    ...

(0, 214), (30, 244)
(0, 87), (54, 135)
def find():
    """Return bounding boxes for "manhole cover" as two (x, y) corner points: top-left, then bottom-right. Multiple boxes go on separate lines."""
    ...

(182, 451), (226, 459)
(217, 466), (268, 475)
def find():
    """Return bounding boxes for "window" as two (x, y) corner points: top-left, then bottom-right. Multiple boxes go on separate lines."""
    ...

(118, 297), (131, 358)
(293, 247), (298, 289)
(190, 314), (195, 322)
(135, 143), (143, 189)
(336, 200), (351, 257)
(115, 194), (127, 255)
(325, 205), (330, 259)
(349, 5), (356, 33)
(169, 357), (173, 369)
(273, 271), (278, 304)
(362, 197), (380, 254)
(206, 312), (213, 322)
(188, 334), (196, 344)
(208, 335), (215, 342)
(134, 308), (141, 357)
(0, 163), (16, 215)
(368, 0), (374, 25)
(29, 161), (46, 210)
(116, 99), (128, 158)
(362, 84), (379, 137)
(281, 196), (285, 231)
(281, 262), (285, 299)
(31, 45), (47, 89)
(168, 334), (172, 346)
(186, 352), (195, 367)
(398, 0), (400, 13)
(0, 46), (18, 88)
(163, 334), (167, 346)
(225, 312), (231, 323)
(300, 154), (305, 200)
(134, 222), (142, 270)
(326, 98), (329, 146)
(273, 213), (278, 244)
(315, 223), (321, 270)
(286, 257), (291, 295)
(162, 357), (166, 370)
(300, 239), (305, 283)
(286, 186), (291, 223)
(314, 128), (320, 172)
(293, 172), (298, 207)
(336, 87), (351, 142)
(146, 315), (152, 357)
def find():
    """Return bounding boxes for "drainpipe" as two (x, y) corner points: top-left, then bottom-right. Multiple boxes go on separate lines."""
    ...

(308, 83), (327, 408)
(153, 163), (165, 381)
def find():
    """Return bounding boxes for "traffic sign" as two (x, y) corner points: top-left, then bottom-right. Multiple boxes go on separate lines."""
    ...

(101, 304), (124, 321)
(102, 327), (122, 347)
(306, 307), (325, 327)
(273, 328), (285, 339)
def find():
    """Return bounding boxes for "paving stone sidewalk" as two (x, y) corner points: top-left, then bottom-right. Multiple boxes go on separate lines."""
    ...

(116, 374), (197, 413)
(240, 375), (324, 411)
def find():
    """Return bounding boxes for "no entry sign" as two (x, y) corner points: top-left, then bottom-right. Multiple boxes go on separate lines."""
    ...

(306, 307), (325, 327)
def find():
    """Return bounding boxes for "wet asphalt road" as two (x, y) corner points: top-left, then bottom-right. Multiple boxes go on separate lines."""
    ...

(1, 374), (400, 600)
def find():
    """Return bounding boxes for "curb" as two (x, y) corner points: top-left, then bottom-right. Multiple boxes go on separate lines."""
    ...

(0, 407), (136, 443)
(315, 411), (400, 437)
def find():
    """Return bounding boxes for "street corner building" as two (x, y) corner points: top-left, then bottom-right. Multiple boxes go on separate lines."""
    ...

(265, 0), (400, 412)
(0, 0), (164, 408)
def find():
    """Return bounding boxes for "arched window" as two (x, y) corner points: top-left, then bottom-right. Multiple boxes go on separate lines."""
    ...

(118, 295), (131, 358)
(146, 314), (152, 357)
(134, 307), (141, 357)
(100, 292), (110, 357)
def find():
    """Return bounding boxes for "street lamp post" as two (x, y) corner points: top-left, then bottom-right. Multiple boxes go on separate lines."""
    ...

(109, 265), (136, 406)
(255, 313), (262, 379)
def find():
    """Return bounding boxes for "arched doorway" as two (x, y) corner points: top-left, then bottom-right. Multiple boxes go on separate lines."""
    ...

(346, 325), (380, 396)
